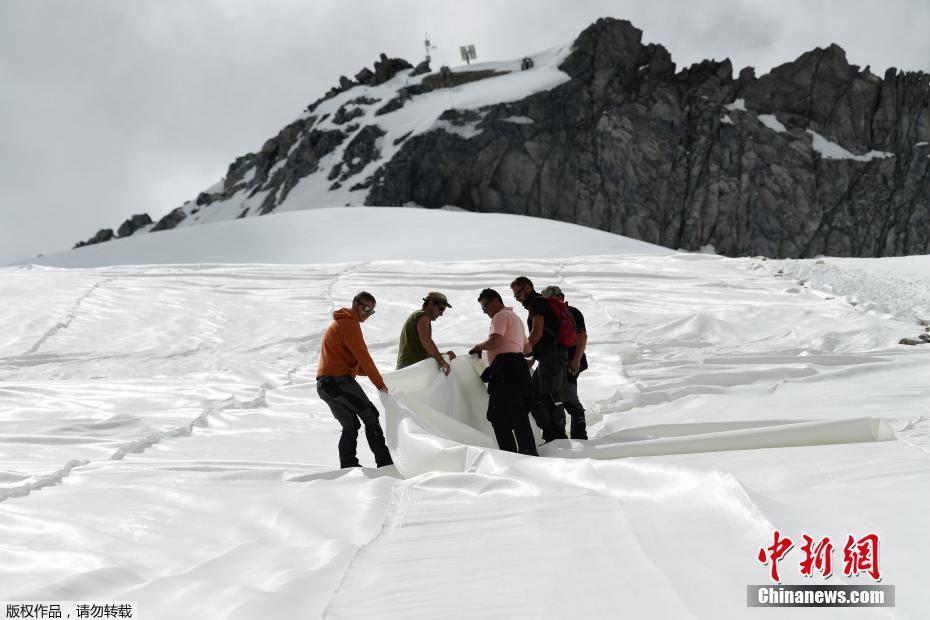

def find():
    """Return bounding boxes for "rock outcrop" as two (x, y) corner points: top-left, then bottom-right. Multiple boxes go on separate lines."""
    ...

(368, 18), (930, 257)
(117, 213), (153, 237)
(152, 206), (188, 232)
(74, 228), (115, 249)
(307, 52), (414, 114)
(75, 18), (930, 258)
(74, 213), (153, 249)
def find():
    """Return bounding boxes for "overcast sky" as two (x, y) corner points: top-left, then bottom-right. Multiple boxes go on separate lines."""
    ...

(2, 0), (929, 264)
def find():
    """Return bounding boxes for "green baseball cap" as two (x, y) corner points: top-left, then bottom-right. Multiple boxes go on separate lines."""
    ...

(424, 292), (451, 307)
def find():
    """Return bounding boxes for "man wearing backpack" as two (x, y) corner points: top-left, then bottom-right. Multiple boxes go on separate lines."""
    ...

(510, 276), (568, 442)
(542, 286), (588, 440)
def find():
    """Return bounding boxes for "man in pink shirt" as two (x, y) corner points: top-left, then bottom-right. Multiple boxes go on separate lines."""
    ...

(469, 288), (538, 456)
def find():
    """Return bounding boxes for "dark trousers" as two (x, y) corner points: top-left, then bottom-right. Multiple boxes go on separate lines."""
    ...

(316, 375), (393, 468)
(486, 353), (538, 456)
(529, 346), (568, 442)
(563, 374), (587, 440)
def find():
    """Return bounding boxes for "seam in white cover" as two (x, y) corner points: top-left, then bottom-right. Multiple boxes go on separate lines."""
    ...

(322, 480), (407, 618)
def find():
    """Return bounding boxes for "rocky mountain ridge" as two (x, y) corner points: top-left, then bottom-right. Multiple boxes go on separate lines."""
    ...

(76, 18), (930, 258)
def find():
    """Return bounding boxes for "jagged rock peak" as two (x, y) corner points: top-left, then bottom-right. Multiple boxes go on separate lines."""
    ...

(71, 17), (930, 259)
(307, 53), (414, 114)
(560, 18), (648, 79)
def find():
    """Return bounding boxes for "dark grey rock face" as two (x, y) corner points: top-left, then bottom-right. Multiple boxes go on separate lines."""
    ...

(351, 53), (413, 88)
(337, 125), (386, 183)
(367, 18), (930, 257)
(371, 53), (413, 86)
(152, 207), (187, 232)
(117, 214), (153, 237)
(190, 116), (348, 218)
(74, 228), (115, 249)
(348, 96), (380, 106)
(333, 104), (366, 125)
(375, 96), (407, 117)
(256, 127), (347, 214)
(304, 52), (410, 114)
(354, 67), (374, 84)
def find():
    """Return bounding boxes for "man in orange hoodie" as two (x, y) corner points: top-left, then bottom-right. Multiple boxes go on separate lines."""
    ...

(316, 291), (393, 468)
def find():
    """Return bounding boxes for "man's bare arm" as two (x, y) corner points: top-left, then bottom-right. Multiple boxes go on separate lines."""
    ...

(470, 333), (503, 354)
(416, 315), (450, 374)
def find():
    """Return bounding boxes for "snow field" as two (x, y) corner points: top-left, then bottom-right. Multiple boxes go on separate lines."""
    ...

(2, 246), (929, 618)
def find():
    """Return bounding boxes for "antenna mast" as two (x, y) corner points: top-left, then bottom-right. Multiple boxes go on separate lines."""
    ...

(424, 33), (438, 63)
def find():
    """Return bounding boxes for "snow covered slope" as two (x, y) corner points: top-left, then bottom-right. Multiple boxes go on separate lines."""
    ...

(2, 210), (930, 618)
(29, 206), (667, 268)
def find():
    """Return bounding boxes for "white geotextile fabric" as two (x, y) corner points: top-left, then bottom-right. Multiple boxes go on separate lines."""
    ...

(381, 356), (895, 475)
(336, 358), (926, 619)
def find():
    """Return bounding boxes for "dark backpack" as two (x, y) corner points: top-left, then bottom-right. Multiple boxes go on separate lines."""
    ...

(545, 297), (578, 347)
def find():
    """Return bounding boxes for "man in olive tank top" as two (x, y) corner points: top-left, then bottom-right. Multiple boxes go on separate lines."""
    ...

(396, 292), (457, 373)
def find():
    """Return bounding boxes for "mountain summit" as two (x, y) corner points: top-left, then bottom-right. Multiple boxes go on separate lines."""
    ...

(77, 18), (930, 258)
